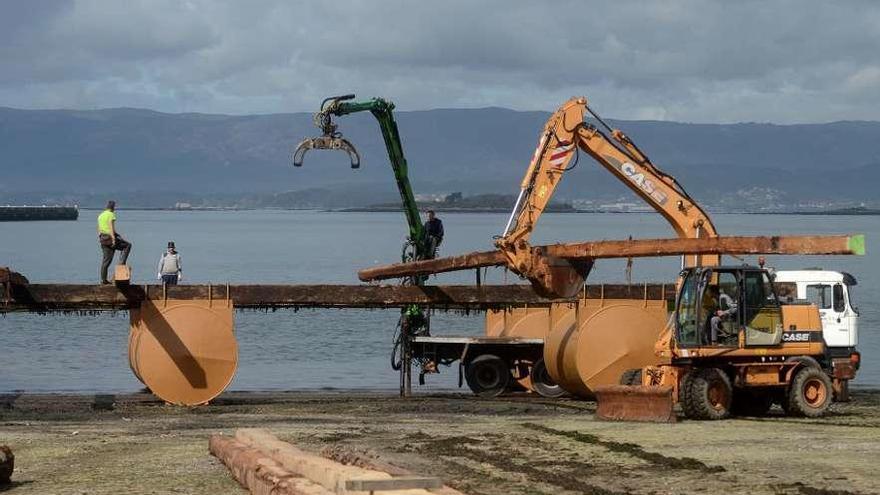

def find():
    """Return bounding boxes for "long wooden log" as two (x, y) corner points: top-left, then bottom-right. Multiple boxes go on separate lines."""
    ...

(320, 445), (464, 495)
(358, 250), (504, 281)
(545, 234), (865, 260)
(0, 283), (673, 313)
(0, 445), (12, 485)
(358, 234), (865, 281)
(209, 435), (332, 495)
(234, 428), (437, 494)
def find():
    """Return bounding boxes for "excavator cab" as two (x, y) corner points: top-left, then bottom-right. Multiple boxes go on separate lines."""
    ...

(675, 267), (784, 349)
(292, 94), (361, 169)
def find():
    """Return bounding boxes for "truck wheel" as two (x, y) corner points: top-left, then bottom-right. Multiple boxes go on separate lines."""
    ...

(681, 368), (732, 420)
(619, 368), (642, 386)
(530, 359), (566, 398)
(785, 367), (833, 418)
(465, 354), (510, 398)
(731, 389), (773, 417)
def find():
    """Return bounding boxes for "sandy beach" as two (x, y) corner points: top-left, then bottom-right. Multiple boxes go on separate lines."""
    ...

(2, 390), (879, 494)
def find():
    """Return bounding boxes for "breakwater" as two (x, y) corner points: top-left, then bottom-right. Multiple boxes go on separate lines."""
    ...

(0, 206), (78, 221)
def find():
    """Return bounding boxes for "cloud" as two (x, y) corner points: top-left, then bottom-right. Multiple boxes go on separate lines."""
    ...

(2, 0), (880, 122)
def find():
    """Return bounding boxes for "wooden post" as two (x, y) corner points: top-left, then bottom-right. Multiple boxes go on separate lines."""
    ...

(0, 445), (13, 485)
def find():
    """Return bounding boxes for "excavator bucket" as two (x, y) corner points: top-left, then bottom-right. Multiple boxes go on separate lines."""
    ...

(292, 135), (361, 168)
(525, 252), (593, 299)
(594, 385), (676, 423)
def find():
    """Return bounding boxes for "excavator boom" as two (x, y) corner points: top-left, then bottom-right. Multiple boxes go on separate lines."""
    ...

(496, 97), (719, 298)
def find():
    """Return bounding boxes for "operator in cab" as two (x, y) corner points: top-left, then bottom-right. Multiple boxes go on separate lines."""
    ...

(711, 287), (738, 344)
(423, 209), (444, 259)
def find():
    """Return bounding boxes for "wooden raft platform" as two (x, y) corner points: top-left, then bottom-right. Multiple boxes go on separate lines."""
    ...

(0, 269), (673, 313)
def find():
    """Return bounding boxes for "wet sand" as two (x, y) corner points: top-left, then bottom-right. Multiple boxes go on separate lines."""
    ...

(1, 390), (879, 494)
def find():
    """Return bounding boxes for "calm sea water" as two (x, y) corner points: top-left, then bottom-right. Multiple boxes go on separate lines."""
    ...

(1, 210), (877, 392)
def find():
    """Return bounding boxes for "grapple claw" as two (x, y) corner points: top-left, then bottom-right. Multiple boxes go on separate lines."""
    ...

(292, 135), (361, 168)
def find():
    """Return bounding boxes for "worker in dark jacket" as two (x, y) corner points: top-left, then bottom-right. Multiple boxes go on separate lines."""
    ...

(423, 210), (444, 259)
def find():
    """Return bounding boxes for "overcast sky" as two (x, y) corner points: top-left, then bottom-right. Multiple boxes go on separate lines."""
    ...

(2, 0), (879, 123)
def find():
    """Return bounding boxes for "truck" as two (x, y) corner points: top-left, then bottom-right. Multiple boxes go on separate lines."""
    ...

(773, 269), (861, 401)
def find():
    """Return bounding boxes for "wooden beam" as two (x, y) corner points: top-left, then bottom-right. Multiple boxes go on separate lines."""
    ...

(1, 283), (673, 313)
(544, 234), (866, 260)
(358, 250), (504, 281)
(234, 428), (437, 495)
(0, 445), (12, 485)
(358, 234), (865, 281)
(320, 445), (465, 495)
(209, 434), (332, 495)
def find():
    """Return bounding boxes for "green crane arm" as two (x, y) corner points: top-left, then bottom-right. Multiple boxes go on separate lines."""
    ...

(331, 98), (426, 256)
(292, 95), (433, 396)
(293, 95), (428, 261)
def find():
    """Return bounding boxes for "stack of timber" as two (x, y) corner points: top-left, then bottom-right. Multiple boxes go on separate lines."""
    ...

(210, 428), (460, 494)
(0, 206), (78, 221)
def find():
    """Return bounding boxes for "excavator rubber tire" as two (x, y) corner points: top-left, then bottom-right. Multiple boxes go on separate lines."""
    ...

(731, 389), (774, 417)
(681, 368), (733, 420)
(785, 366), (833, 418)
(465, 354), (510, 398)
(619, 369), (642, 386)
(530, 358), (567, 398)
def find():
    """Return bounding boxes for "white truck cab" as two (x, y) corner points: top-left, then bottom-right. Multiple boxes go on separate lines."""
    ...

(773, 270), (859, 350)
(773, 269), (860, 401)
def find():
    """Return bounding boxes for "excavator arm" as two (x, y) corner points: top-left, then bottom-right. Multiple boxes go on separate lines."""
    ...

(293, 94), (433, 397)
(497, 97), (719, 297)
(293, 95), (429, 262)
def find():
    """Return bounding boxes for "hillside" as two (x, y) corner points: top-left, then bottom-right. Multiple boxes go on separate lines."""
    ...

(1, 106), (879, 208)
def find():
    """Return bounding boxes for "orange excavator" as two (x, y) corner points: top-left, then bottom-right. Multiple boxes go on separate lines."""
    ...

(353, 95), (861, 418)
(496, 96), (719, 298)
(495, 97), (858, 420)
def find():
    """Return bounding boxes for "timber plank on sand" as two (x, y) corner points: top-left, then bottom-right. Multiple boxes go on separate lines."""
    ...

(231, 428), (442, 494)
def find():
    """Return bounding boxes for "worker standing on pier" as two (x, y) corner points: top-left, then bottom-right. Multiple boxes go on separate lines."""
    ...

(157, 241), (183, 285)
(97, 200), (132, 284)
(423, 210), (444, 259)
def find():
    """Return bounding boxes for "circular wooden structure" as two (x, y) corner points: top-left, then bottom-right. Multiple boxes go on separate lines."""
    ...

(543, 299), (667, 397)
(129, 300), (237, 405)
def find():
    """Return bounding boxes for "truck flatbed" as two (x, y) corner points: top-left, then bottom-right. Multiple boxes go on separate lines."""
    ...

(412, 336), (543, 345)
(411, 334), (551, 397)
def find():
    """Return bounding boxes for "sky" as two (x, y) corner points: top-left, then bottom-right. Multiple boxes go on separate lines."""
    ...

(2, 0), (880, 123)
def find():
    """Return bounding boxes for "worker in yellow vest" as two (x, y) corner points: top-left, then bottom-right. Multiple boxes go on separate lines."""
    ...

(96, 200), (132, 284)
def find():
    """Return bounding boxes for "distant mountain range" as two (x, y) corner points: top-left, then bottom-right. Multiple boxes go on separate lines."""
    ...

(1, 105), (879, 209)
